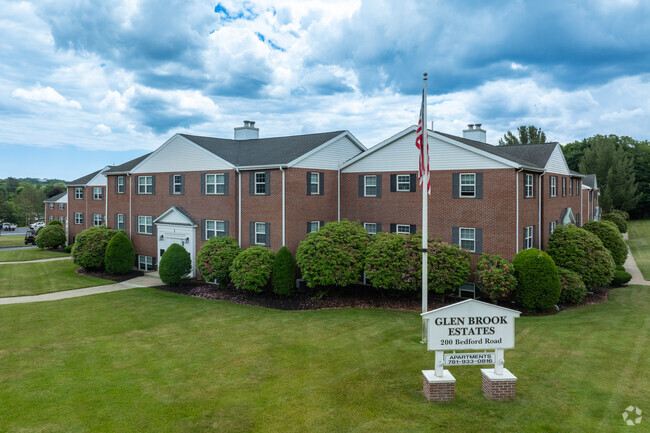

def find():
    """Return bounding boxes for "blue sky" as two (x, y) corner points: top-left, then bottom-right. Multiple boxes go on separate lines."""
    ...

(1, 0), (650, 181)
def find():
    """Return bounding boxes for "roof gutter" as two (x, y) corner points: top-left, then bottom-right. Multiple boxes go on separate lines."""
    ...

(236, 164), (286, 171)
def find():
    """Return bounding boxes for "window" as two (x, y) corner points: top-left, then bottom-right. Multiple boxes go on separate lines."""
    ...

(58, 203), (65, 210)
(116, 214), (125, 231)
(569, 178), (573, 196)
(575, 179), (580, 196)
(58, 216), (65, 223)
(206, 220), (226, 239)
(117, 176), (125, 194)
(309, 172), (320, 195)
(524, 174), (534, 198)
(364, 175), (377, 197)
(576, 213), (581, 226)
(47, 203), (54, 209)
(254, 222), (267, 245)
(138, 255), (154, 271)
(396, 224), (412, 235)
(138, 216), (153, 235)
(364, 223), (377, 235)
(397, 175), (411, 191)
(93, 214), (103, 226)
(562, 177), (566, 196)
(206, 174), (225, 195)
(524, 226), (534, 249)
(460, 228), (476, 252)
(550, 176), (557, 197)
(138, 176), (153, 194)
(457, 282), (477, 299)
(48, 216), (54, 222)
(550, 220), (557, 234)
(307, 221), (321, 233)
(74, 187), (84, 199)
(255, 172), (267, 195)
(74, 212), (84, 225)
(460, 173), (476, 197)
(172, 175), (183, 194)
(93, 187), (103, 200)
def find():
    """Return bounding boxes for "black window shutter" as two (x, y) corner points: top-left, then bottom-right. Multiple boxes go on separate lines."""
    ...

(201, 173), (205, 195)
(533, 225), (536, 248)
(410, 174), (416, 192)
(549, 176), (552, 197)
(135, 177), (140, 195)
(390, 174), (397, 192)
(523, 174), (527, 197)
(265, 171), (270, 195)
(135, 215), (139, 233)
(249, 221), (254, 245)
(201, 219), (206, 241)
(376, 223), (382, 232)
(222, 173), (228, 195)
(452, 173), (459, 198)
(249, 172), (254, 195)
(533, 175), (536, 198)
(409, 224), (416, 234)
(306, 221), (311, 234)
(151, 176), (156, 195)
(452, 227), (459, 246)
(114, 213), (117, 229)
(180, 174), (185, 195)
(114, 177), (118, 194)
(476, 173), (483, 198)
(376, 174), (382, 198)
(169, 175), (173, 195)
(390, 223), (396, 233)
(358, 175), (364, 197)
(319, 172), (324, 195)
(320, 220), (324, 228)
(265, 223), (271, 246)
(475, 228), (483, 254)
(307, 171), (312, 195)
(223, 220), (229, 237)
(135, 254), (139, 267)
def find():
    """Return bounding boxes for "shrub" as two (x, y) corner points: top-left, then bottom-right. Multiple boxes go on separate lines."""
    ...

(365, 232), (420, 291)
(427, 238), (472, 298)
(64, 245), (73, 253)
(512, 248), (561, 312)
(230, 246), (275, 292)
(583, 220), (627, 266)
(159, 243), (192, 285)
(71, 226), (117, 270)
(35, 224), (66, 249)
(196, 236), (241, 285)
(602, 213), (627, 233)
(611, 270), (632, 286)
(608, 209), (629, 221)
(48, 220), (63, 227)
(475, 254), (517, 303)
(557, 267), (587, 304)
(104, 232), (135, 274)
(296, 220), (369, 289)
(546, 225), (615, 289)
(272, 246), (295, 296)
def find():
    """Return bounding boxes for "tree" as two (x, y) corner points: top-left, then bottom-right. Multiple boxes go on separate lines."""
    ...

(498, 125), (547, 146)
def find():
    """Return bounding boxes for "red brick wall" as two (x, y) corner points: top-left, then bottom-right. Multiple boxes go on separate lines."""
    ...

(240, 170), (282, 250)
(67, 186), (106, 243)
(44, 203), (67, 224)
(540, 174), (583, 249)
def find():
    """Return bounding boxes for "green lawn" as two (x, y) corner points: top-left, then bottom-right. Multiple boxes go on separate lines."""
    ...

(0, 260), (114, 297)
(627, 219), (650, 279)
(0, 235), (25, 247)
(0, 285), (647, 432)
(0, 248), (70, 262)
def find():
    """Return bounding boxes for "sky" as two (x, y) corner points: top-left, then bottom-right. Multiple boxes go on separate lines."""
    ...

(1, 0), (650, 181)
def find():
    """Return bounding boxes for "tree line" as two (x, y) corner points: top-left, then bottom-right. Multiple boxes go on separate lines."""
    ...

(0, 178), (65, 226)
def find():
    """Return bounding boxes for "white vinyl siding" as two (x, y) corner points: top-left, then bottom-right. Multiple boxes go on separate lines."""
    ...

(293, 135), (363, 170)
(460, 228), (476, 252)
(134, 135), (232, 174)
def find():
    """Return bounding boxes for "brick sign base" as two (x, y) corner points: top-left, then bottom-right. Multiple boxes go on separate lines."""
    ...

(481, 368), (517, 400)
(422, 370), (456, 402)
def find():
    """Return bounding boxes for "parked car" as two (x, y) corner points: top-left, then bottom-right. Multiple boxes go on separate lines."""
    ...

(30, 222), (46, 230)
(25, 229), (37, 245)
(2, 222), (17, 231)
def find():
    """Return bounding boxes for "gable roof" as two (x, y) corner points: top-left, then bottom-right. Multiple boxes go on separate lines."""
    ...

(583, 174), (598, 189)
(44, 192), (67, 203)
(104, 153), (152, 175)
(66, 168), (106, 186)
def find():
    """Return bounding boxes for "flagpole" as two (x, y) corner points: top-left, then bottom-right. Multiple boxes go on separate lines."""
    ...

(421, 72), (429, 343)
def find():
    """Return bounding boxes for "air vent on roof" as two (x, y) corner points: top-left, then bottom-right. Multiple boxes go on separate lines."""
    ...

(234, 120), (259, 140)
(463, 123), (486, 142)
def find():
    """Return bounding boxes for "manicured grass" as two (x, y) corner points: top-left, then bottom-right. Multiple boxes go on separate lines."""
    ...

(0, 286), (647, 432)
(0, 235), (25, 247)
(0, 260), (114, 297)
(0, 248), (70, 262)
(627, 219), (650, 279)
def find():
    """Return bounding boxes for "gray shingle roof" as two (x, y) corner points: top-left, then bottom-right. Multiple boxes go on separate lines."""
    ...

(583, 174), (598, 189)
(66, 169), (104, 186)
(180, 131), (347, 166)
(104, 153), (152, 174)
(44, 192), (66, 202)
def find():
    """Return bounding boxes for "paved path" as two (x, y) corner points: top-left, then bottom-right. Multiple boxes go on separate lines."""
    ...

(623, 247), (649, 286)
(0, 256), (72, 265)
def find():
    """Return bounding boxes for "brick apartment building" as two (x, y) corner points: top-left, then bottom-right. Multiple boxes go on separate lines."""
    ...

(50, 121), (599, 276)
(43, 191), (67, 224)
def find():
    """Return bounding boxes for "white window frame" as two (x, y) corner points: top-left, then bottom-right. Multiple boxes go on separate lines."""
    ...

(525, 174), (534, 198)
(172, 174), (183, 194)
(117, 176), (125, 194)
(74, 187), (84, 200)
(396, 224), (411, 235)
(58, 203), (65, 210)
(206, 220), (225, 239)
(396, 175), (411, 192)
(364, 175), (377, 197)
(308, 221), (321, 233)
(562, 177), (567, 196)
(93, 187), (103, 200)
(310, 172), (320, 195)
(48, 203), (54, 209)
(550, 176), (557, 197)
(569, 178), (573, 195)
(138, 176), (153, 194)
(138, 256), (154, 271)
(117, 214), (125, 231)
(74, 212), (83, 225)
(93, 214), (103, 227)
(364, 223), (377, 235)
(48, 216), (54, 222)
(524, 226), (534, 249)
(138, 216), (153, 235)
(254, 222), (267, 245)
(460, 227), (476, 252)
(550, 220), (557, 234)
(206, 173), (225, 195)
(460, 173), (476, 198)
(58, 216), (65, 223)
(255, 172), (266, 195)
(575, 179), (580, 196)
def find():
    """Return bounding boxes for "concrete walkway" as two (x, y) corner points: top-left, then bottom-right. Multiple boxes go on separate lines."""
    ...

(623, 247), (650, 286)
(0, 256), (72, 265)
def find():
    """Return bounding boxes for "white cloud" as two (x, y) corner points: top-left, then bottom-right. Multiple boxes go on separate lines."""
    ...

(94, 124), (112, 134)
(12, 85), (82, 109)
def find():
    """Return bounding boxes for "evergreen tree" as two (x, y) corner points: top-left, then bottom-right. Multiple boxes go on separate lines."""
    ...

(498, 125), (547, 146)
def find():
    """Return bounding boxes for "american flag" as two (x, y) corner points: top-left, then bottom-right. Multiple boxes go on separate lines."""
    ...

(415, 90), (430, 194)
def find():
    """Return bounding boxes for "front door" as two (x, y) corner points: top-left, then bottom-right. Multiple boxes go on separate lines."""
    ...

(156, 225), (195, 277)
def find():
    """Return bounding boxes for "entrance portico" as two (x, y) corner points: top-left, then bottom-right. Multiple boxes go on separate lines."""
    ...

(154, 207), (197, 278)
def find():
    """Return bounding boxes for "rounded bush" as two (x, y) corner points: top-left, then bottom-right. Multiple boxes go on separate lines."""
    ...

(546, 225), (615, 289)
(557, 267), (587, 304)
(475, 254), (517, 303)
(230, 246), (275, 292)
(365, 232), (420, 291)
(272, 246), (295, 296)
(196, 236), (241, 285)
(296, 220), (369, 289)
(427, 239), (471, 297)
(583, 220), (627, 266)
(602, 213), (627, 233)
(611, 270), (632, 286)
(159, 243), (192, 285)
(48, 220), (63, 227)
(35, 224), (66, 250)
(608, 209), (629, 221)
(512, 248), (561, 312)
(104, 232), (135, 274)
(71, 226), (118, 270)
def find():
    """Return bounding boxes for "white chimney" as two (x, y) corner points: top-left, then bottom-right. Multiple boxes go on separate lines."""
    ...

(234, 120), (259, 140)
(463, 123), (486, 142)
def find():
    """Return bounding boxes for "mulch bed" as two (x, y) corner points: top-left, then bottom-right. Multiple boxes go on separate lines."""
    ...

(76, 268), (145, 283)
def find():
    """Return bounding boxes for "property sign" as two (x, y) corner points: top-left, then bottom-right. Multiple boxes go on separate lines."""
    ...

(421, 299), (521, 351)
(444, 352), (496, 366)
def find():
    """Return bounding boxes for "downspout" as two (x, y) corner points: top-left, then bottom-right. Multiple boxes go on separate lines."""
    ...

(235, 168), (241, 247)
(538, 172), (544, 249)
(280, 167), (286, 246)
(337, 165), (341, 221)
(105, 183), (108, 226)
(128, 174), (132, 238)
(515, 168), (522, 254)
(85, 186), (88, 229)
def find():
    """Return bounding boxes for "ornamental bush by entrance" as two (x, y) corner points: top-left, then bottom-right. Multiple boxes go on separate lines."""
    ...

(104, 232), (135, 274)
(512, 248), (560, 312)
(159, 243), (192, 285)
